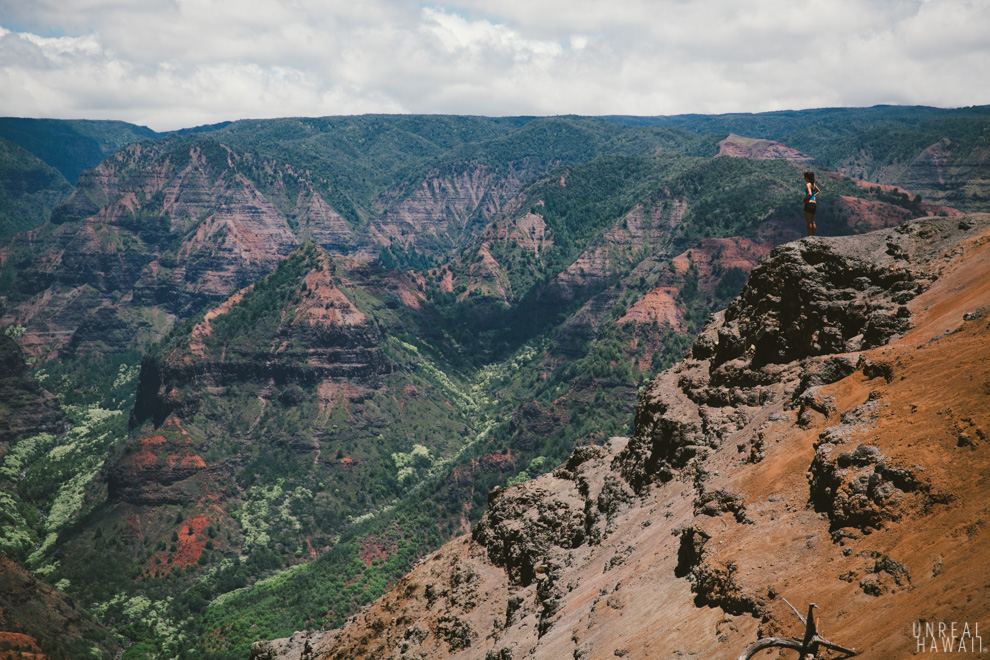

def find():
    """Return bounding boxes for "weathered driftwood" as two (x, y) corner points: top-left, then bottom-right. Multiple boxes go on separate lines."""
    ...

(736, 600), (859, 660)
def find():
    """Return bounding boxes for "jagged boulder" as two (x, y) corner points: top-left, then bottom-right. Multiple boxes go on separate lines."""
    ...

(474, 441), (634, 586)
(808, 403), (933, 535)
(674, 525), (764, 617)
(472, 479), (588, 587)
(615, 218), (978, 491)
(702, 237), (920, 370)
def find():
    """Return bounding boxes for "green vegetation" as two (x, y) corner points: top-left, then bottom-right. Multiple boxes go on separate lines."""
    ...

(0, 117), (159, 185)
(0, 137), (74, 242)
(198, 115), (713, 232)
(644, 105), (990, 210)
(1, 108), (984, 659)
(191, 510), (449, 659)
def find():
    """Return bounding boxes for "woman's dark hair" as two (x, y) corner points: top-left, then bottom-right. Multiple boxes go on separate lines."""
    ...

(803, 171), (815, 183)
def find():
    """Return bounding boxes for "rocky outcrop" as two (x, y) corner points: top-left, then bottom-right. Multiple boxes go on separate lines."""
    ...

(471, 441), (637, 642)
(0, 333), (61, 451)
(674, 523), (766, 616)
(717, 134), (818, 166)
(618, 217), (987, 491)
(265, 213), (990, 660)
(473, 441), (631, 589)
(693, 487), (750, 523)
(703, 238), (919, 366)
(0, 555), (122, 659)
(807, 402), (942, 537)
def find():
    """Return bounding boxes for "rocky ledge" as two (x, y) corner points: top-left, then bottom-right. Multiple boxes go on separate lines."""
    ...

(254, 214), (990, 660)
(618, 217), (957, 490)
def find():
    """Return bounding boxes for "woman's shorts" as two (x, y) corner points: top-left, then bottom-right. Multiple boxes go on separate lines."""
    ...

(804, 202), (817, 215)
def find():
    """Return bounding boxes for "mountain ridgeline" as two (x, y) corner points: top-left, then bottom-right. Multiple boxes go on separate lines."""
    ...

(640, 104), (990, 211)
(0, 108), (985, 660)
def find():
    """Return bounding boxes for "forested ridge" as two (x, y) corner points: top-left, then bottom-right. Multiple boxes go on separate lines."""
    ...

(0, 107), (984, 659)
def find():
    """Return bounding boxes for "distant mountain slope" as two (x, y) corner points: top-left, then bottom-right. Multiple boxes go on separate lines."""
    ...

(208, 115), (718, 257)
(257, 213), (990, 660)
(184, 155), (951, 660)
(639, 105), (990, 211)
(0, 117), (160, 185)
(429, 152), (952, 359)
(0, 554), (122, 660)
(0, 137), (73, 243)
(0, 118), (714, 362)
(42, 244), (486, 657)
(0, 110), (984, 660)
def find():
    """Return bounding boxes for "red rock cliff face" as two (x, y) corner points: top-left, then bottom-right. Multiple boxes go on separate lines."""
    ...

(127, 250), (389, 434)
(372, 166), (524, 256)
(1, 141), (306, 357)
(717, 134), (818, 166)
(252, 214), (990, 660)
(1, 137), (412, 359)
(80, 142), (320, 300)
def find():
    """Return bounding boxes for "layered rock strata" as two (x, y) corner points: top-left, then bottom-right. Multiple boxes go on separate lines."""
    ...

(0, 334), (62, 451)
(254, 214), (990, 660)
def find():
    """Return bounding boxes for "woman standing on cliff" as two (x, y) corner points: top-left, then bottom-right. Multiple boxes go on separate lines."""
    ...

(803, 171), (821, 236)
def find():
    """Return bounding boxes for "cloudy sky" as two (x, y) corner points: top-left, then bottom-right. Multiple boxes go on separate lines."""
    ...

(1, 0), (988, 131)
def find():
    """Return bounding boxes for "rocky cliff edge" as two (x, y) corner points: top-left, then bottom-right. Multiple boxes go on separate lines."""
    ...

(253, 214), (990, 660)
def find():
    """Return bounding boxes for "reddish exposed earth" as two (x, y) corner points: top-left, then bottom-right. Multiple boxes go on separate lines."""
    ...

(0, 555), (121, 658)
(143, 515), (212, 578)
(717, 134), (817, 165)
(253, 214), (990, 660)
(617, 286), (683, 329)
(0, 632), (45, 660)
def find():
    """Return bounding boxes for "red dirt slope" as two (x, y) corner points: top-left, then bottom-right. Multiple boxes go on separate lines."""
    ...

(254, 214), (990, 660)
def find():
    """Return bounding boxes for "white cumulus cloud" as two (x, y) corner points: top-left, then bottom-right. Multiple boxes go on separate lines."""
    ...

(0, 0), (987, 130)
